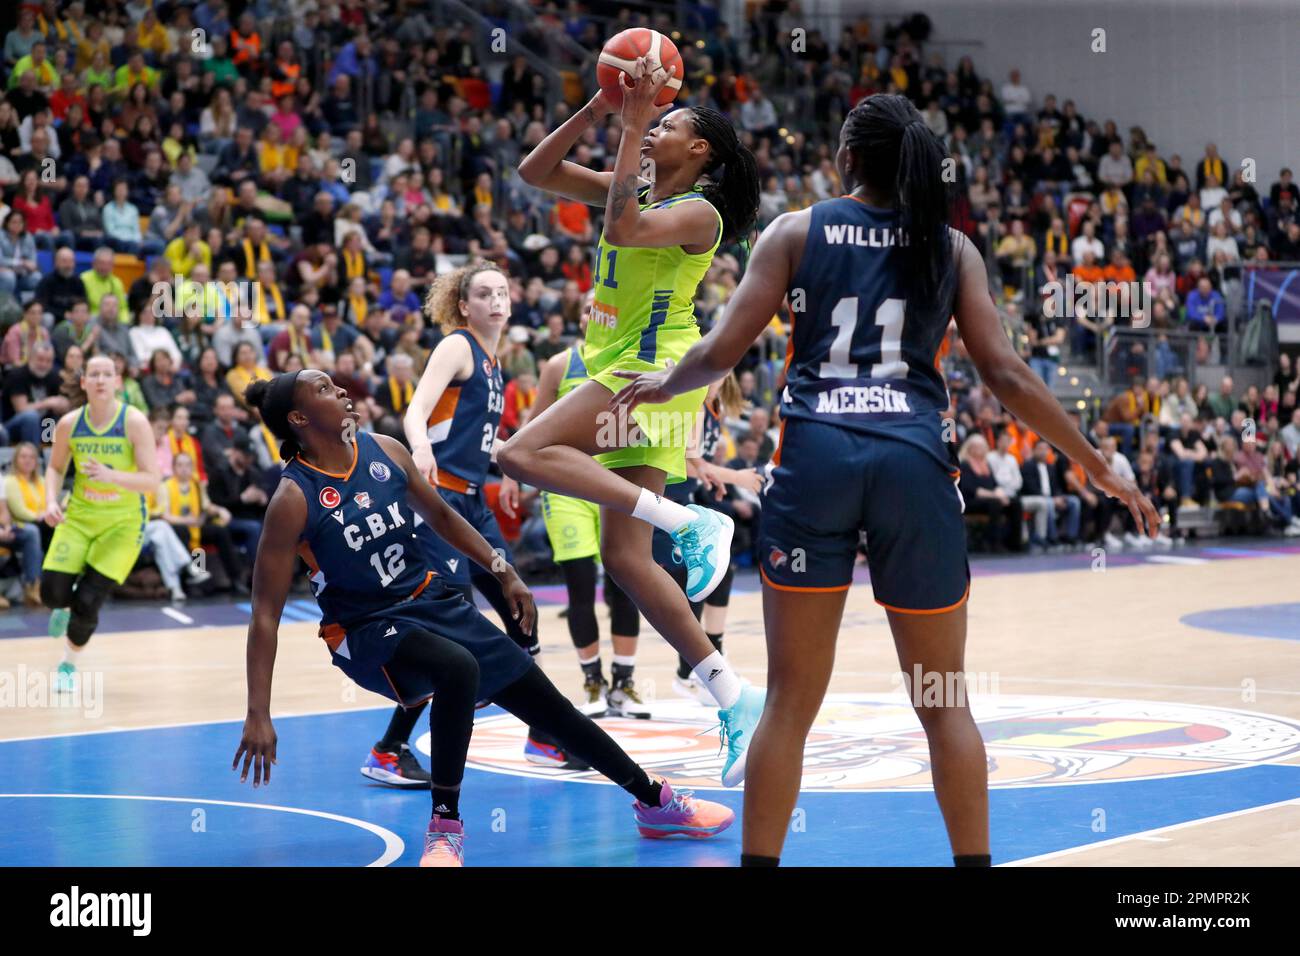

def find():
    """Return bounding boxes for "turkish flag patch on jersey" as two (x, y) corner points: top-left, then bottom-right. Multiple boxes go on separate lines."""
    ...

(319, 486), (341, 509)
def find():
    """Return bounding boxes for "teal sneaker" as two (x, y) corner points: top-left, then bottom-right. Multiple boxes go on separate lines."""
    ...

(718, 684), (765, 787)
(670, 505), (734, 603)
(55, 661), (76, 694)
(49, 608), (69, 639)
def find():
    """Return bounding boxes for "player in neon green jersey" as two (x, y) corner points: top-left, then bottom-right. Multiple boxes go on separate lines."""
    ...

(42, 354), (161, 691)
(503, 60), (765, 786)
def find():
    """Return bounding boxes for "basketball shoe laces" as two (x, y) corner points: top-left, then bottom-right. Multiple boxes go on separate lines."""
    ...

(652, 786), (698, 815)
(425, 827), (464, 862)
(673, 524), (709, 582)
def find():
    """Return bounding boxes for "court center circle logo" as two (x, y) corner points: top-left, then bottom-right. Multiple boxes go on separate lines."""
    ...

(416, 693), (1300, 792)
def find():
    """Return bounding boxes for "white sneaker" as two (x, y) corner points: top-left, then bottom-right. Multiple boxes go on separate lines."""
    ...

(1285, 524), (1300, 537)
(606, 679), (651, 718)
(672, 673), (714, 706)
(1104, 532), (1124, 551)
(1155, 533), (1174, 548)
(188, 567), (212, 586)
(577, 676), (608, 716)
(168, 584), (187, 603)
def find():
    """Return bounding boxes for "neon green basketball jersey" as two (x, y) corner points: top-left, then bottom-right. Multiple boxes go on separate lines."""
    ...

(68, 401), (143, 518)
(583, 185), (723, 375)
(556, 344), (588, 400)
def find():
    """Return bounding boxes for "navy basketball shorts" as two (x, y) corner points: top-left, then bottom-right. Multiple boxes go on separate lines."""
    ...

(321, 576), (533, 708)
(415, 486), (513, 588)
(758, 417), (970, 613)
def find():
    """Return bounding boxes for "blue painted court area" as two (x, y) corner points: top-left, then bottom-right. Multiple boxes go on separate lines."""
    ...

(1181, 603), (1300, 640)
(3, 707), (1299, 866)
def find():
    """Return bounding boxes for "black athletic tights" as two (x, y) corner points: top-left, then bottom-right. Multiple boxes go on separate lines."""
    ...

(382, 629), (658, 808)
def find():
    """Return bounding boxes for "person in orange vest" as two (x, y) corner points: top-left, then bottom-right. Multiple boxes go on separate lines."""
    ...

(269, 41), (300, 100)
(230, 12), (263, 70)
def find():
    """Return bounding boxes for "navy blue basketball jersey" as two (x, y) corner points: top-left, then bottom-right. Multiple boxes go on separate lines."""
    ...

(699, 398), (723, 462)
(782, 197), (954, 431)
(281, 431), (431, 627)
(426, 328), (504, 492)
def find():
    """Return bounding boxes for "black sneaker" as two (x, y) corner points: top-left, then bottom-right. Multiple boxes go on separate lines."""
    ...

(360, 742), (432, 788)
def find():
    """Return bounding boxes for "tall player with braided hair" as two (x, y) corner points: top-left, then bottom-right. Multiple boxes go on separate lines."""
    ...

(613, 93), (1160, 866)
(503, 61), (765, 786)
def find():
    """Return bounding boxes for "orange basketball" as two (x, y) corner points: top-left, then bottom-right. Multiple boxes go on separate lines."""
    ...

(596, 28), (683, 108)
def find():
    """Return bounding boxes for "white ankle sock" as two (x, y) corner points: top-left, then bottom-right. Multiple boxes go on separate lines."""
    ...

(693, 651), (741, 709)
(62, 640), (83, 667)
(631, 488), (695, 534)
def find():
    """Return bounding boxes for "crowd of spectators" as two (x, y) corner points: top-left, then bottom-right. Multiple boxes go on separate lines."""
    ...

(2, 1), (1299, 608)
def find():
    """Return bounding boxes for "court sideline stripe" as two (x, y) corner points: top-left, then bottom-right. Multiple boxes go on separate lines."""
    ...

(998, 796), (1300, 865)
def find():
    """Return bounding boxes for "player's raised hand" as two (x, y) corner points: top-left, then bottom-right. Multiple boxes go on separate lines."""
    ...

(620, 56), (674, 129)
(609, 368), (673, 414)
(233, 711), (278, 788)
(1091, 466), (1162, 538)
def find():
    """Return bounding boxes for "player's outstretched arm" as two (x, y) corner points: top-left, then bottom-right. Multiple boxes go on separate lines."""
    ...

(517, 89), (617, 206)
(951, 234), (1160, 537)
(234, 477), (306, 787)
(373, 434), (537, 635)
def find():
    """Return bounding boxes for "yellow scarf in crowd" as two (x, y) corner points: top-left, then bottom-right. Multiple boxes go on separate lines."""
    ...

(343, 248), (366, 281)
(17, 475), (45, 514)
(347, 294), (367, 324)
(242, 238), (270, 278)
(388, 376), (413, 413)
(165, 476), (202, 550)
(254, 281), (285, 325)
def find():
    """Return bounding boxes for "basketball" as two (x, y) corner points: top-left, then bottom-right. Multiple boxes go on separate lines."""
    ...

(596, 28), (683, 108)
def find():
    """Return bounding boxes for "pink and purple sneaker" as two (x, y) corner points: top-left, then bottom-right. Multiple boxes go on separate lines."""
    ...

(633, 781), (735, 839)
(419, 815), (465, 867)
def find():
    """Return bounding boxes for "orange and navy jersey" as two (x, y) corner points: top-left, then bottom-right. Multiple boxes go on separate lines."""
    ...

(426, 328), (504, 493)
(282, 431), (431, 628)
(781, 197), (953, 435)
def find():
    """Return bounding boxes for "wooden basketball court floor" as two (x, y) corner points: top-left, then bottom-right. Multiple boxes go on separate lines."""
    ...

(2, 540), (1298, 866)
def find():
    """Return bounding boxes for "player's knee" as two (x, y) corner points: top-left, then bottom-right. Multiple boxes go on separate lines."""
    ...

(434, 639), (480, 693)
(496, 435), (531, 482)
(40, 573), (74, 610)
(598, 544), (644, 589)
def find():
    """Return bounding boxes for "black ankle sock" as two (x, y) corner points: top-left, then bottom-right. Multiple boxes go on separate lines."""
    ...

(611, 662), (634, 685)
(741, 854), (780, 867)
(626, 769), (663, 807)
(954, 854), (991, 867)
(706, 632), (724, 653)
(432, 785), (461, 821)
(580, 658), (604, 683)
(676, 656), (693, 680)
(378, 702), (425, 751)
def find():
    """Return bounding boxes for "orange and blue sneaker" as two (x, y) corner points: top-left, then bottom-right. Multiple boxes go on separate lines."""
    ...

(419, 815), (465, 867)
(360, 743), (431, 789)
(524, 727), (592, 770)
(633, 781), (735, 839)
